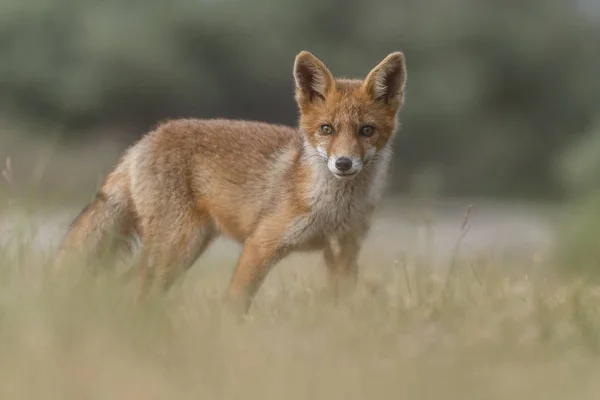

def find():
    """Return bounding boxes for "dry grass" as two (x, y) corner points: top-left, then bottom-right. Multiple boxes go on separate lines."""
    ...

(1, 223), (600, 400)
(2, 143), (599, 399)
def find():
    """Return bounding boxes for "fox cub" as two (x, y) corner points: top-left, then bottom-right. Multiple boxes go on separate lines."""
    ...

(55, 50), (407, 313)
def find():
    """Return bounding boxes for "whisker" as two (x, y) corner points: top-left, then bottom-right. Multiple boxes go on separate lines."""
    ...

(301, 153), (326, 164)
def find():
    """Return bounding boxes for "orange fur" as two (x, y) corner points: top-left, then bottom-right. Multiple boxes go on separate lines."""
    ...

(54, 51), (408, 314)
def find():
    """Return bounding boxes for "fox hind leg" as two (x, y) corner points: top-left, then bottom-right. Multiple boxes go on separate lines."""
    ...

(136, 213), (218, 300)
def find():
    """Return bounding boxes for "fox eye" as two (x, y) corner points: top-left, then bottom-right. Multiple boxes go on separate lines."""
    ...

(320, 124), (334, 135)
(359, 125), (375, 137)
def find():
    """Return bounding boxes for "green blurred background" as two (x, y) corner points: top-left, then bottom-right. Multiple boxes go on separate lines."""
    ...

(1, 0), (600, 204)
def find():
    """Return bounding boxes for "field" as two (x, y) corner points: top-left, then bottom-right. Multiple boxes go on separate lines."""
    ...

(1, 0), (599, 395)
(2, 195), (599, 399)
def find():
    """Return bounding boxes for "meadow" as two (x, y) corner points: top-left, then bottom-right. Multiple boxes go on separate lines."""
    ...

(2, 0), (599, 395)
(1, 172), (598, 399)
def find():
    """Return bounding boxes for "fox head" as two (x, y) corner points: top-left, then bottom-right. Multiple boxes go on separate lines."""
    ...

(293, 51), (407, 179)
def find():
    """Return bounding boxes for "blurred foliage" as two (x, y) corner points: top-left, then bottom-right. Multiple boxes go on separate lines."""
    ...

(1, 0), (599, 198)
(555, 121), (600, 280)
(558, 119), (600, 199)
(554, 192), (600, 280)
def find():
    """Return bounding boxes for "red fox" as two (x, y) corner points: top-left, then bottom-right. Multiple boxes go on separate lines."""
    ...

(54, 50), (407, 314)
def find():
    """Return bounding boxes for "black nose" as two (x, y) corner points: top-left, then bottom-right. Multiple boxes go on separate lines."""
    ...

(335, 157), (353, 172)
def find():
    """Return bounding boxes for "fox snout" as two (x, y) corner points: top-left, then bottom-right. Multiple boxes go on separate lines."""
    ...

(327, 155), (363, 178)
(315, 145), (364, 178)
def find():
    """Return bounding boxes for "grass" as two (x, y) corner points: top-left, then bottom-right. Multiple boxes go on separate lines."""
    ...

(2, 140), (600, 399)
(1, 206), (600, 400)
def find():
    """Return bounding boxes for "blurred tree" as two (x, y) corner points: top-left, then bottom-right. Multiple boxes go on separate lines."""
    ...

(554, 120), (600, 280)
(0, 0), (599, 199)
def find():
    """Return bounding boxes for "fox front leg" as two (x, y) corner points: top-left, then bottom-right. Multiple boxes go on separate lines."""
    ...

(226, 225), (289, 315)
(323, 234), (361, 300)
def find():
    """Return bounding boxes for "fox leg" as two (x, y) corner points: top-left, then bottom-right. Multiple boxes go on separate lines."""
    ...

(226, 226), (288, 315)
(323, 234), (360, 299)
(137, 215), (217, 299)
(160, 227), (217, 291)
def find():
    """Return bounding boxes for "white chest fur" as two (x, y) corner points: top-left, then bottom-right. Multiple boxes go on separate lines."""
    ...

(281, 144), (392, 249)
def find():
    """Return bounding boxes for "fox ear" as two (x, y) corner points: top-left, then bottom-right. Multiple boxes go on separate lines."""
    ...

(294, 51), (335, 105)
(363, 52), (407, 108)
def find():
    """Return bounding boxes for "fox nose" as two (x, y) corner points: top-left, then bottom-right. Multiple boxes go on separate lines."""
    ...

(335, 157), (353, 172)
